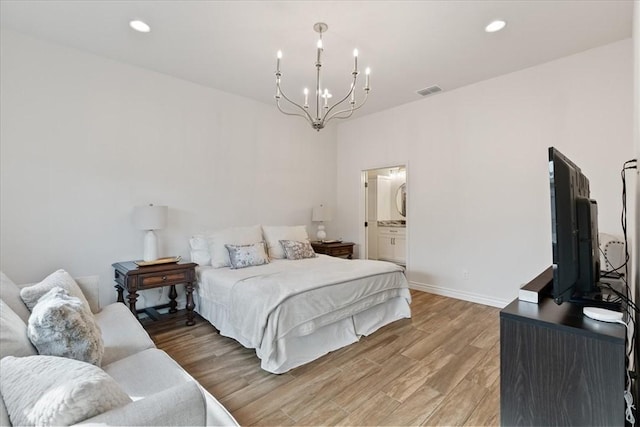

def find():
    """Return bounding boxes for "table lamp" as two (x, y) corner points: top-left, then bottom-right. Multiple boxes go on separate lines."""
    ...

(312, 204), (332, 241)
(133, 204), (168, 261)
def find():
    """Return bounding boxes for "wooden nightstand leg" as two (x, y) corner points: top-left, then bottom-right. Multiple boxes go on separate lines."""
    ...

(127, 291), (139, 319)
(169, 285), (178, 313)
(185, 282), (195, 326)
(116, 285), (125, 303)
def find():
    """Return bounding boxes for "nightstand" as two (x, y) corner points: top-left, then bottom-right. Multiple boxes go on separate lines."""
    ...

(310, 241), (355, 259)
(112, 261), (197, 326)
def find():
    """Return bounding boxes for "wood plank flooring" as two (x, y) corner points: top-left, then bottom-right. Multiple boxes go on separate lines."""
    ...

(145, 290), (501, 426)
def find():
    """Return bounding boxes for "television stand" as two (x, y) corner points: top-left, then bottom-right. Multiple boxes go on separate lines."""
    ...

(501, 275), (626, 425)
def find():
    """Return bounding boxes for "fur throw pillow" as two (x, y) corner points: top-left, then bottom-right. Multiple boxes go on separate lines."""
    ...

(0, 355), (131, 426)
(27, 287), (104, 366)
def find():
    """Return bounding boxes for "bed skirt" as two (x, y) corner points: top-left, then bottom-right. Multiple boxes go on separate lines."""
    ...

(194, 292), (411, 374)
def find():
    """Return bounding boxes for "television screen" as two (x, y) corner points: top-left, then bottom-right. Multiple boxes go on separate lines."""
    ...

(548, 147), (602, 305)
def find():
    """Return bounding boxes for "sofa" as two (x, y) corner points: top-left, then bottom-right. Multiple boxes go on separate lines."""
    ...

(0, 271), (238, 426)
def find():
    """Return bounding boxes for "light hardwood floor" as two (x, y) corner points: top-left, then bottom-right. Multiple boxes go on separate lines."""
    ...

(146, 290), (501, 426)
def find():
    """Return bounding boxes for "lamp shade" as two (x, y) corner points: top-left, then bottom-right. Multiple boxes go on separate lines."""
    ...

(133, 205), (168, 230)
(312, 204), (332, 222)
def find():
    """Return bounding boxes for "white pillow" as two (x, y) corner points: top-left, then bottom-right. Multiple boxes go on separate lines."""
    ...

(263, 225), (310, 259)
(208, 225), (263, 268)
(20, 269), (91, 313)
(225, 242), (270, 269)
(189, 235), (212, 266)
(28, 287), (104, 366)
(0, 355), (132, 426)
(0, 299), (38, 360)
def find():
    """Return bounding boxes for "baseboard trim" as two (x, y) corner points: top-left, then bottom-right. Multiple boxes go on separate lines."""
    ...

(409, 281), (511, 308)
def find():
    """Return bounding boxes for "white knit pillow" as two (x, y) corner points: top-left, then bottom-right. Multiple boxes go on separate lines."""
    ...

(20, 269), (91, 313)
(27, 287), (104, 366)
(0, 355), (132, 426)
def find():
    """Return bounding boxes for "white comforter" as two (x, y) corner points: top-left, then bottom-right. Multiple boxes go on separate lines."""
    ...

(197, 255), (410, 366)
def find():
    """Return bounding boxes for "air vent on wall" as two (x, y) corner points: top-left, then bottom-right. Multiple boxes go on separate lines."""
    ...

(417, 85), (442, 97)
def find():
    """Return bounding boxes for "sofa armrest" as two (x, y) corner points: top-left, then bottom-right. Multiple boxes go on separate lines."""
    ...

(75, 382), (206, 426)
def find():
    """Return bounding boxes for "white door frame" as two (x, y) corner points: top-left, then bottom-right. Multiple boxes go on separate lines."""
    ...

(360, 163), (409, 270)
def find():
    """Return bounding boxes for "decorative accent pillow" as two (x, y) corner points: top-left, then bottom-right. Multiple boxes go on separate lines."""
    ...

(27, 287), (104, 366)
(20, 269), (91, 313)
(0, 355), (132, 426)
(225, 242), (270, 269)
(263, 225), (310, 259)
(208, 225), (264, 268)
(189, 235), (212, 266)
(0, 299), (38, 360)
(280, 240), (317, 260)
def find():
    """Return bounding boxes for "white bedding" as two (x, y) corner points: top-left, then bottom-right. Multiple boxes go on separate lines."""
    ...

(196, 255), (411, 373)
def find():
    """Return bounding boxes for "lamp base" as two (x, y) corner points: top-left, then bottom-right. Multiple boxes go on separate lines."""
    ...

(143, 230), (158, 261)
(316, 224), (326, 241)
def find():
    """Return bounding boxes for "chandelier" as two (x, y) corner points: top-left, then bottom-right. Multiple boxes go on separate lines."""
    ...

(275, 22), (371, 131)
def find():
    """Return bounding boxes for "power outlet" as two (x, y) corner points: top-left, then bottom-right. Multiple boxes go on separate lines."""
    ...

(462, 269), (470, 280)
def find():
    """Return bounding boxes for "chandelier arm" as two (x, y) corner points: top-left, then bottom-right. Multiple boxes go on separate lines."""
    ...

(324, 90), (369, 124)
(276, 101), (313, 122)
(321, 74), (358, 122)
(277, 83), (315, 123)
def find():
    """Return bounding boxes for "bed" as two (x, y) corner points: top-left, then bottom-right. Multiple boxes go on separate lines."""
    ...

(194, 254), (411, 373)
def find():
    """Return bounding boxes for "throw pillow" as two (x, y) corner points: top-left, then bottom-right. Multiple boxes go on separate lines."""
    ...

(263, 225), (309, 259)
(280, 240), (317, 260)
(20, 269), (91, 313)
(0, 299), (38, 359)
(225, 242), (270, 269)
(0, 355), (132, 426)
(208, 225), (264, 268)
(28, 287), (104, 366)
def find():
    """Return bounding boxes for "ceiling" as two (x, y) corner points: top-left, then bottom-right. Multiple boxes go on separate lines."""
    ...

(0, 1), (634, 118)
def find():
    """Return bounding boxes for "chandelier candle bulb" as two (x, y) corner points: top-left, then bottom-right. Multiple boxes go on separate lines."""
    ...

(304, 88), (309, 107)
(276, 50), (282, 72)
(353, 49), (358, 72)
(365, 67), (371, 89)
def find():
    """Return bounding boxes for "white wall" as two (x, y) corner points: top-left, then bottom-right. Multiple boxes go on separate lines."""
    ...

(0, 29), (337, 306)
(336, 39), (635, 307)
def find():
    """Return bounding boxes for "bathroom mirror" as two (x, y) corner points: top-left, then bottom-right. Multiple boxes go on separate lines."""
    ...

(395, 183), (406, 217)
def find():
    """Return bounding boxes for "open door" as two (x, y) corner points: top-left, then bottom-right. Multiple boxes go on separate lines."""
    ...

(362, 166), (407, 266)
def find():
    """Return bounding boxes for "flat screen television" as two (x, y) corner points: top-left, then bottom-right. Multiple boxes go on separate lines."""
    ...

(548, 147), (619, 309)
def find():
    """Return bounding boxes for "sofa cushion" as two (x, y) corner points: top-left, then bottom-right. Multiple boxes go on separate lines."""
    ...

(103, 348), (195, 398)
(96, 303), (156, 366)
(0, 299), (37, 360)
(27, 287), (104, 366)
(20, 269), (91, 313)
(0, 355), (132, 426)
(0, 272), (31, 323)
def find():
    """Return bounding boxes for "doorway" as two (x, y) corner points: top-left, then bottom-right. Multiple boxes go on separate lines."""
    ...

(363, 165), (407, 266)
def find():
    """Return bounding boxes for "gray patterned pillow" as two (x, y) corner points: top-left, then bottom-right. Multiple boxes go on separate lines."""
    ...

(27, 287), (104, 366)
(280, 240), (317, 260)
(225, 241), (270, 269)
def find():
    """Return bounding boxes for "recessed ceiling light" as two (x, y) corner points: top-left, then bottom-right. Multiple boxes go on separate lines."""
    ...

(485, 20), (507, 33)
(129, 20), (151, 33)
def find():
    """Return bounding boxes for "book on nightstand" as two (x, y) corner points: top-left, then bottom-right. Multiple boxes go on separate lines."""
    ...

(518, 267), (553, 304)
